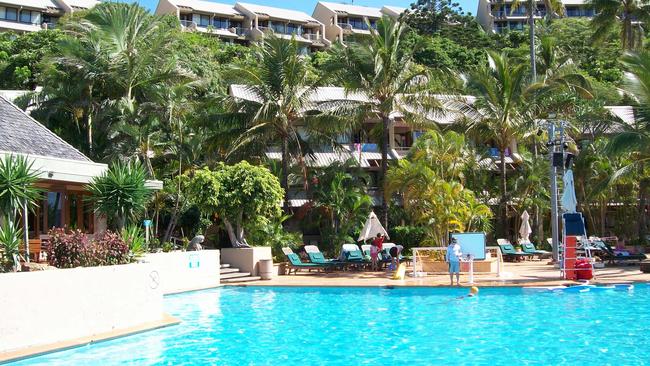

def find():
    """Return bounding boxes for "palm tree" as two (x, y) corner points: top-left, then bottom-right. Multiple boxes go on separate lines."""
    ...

(466, 51), (532, 238)
(509, 0), (565, 79)
(607, 51), (650, 241)
(588, 0), (650, 50)
(222, 35), (346, 209)
(326, 16), (450, 226)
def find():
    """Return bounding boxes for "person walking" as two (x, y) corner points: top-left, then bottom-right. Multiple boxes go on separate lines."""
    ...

(446, 237), (462, 286)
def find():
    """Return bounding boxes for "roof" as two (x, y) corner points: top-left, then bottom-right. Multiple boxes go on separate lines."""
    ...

(170, 0), (241, 16)
(605, 106), (635, 125)
(236, 2), (319, 23)
(0, 0), (61, 10)
(63, 0), (99, 9)
(561, 0), (589, 5)
(0, 96), (91, 162)
(381, 5), (405, 16)
(318, 1), (383, 18)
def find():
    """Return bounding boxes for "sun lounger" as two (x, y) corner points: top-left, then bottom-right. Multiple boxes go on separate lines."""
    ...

(521, 243), (551, 259)
(497, 240), (533, 262)
(283, 249), (334, 274)
(307, 252), (345, 270)
(591, 241), (647, 264)
(341, 243), (368, 269)
(304, 245), (338, 263)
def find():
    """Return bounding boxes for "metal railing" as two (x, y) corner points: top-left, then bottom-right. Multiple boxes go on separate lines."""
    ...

(337, 22), (353, 31)
(180, 20), (196, 28)
(231, 26), (246, 36)
(302, 33), (323, 42)
(257, 26), (274, 33)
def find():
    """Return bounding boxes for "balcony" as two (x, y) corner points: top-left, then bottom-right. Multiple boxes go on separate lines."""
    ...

(180, 20), (196, 29)
(257, 26), (273, 34)
(302, 33), (323, 43)
(337, 22), (353, 31)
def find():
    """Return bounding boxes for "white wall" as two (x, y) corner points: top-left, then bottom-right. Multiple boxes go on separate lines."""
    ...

(0, 263), (163, 353)
(144, 250), (220, 294)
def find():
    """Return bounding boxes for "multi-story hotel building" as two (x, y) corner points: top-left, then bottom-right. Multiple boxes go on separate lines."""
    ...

(312, 1), (404, 45)
(155, 0), (331, 51)
(476, 0), (595, 33)
(0, 0), (98, 32)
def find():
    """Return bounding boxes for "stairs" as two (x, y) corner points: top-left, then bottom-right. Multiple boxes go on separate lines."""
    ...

(220, 263), (261, 283)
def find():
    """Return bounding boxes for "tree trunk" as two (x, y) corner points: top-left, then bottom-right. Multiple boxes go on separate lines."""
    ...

(638, 177), (647, 242)
(380, 114), (390, 228)
(281, 135), (290, 212)
(162, 207), (178, 245)
(528, 0), (537, 81)
(224, 217), (250, 248)
(499, 149), (508, 240)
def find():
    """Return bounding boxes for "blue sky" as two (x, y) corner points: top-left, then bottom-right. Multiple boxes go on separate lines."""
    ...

(134, 0), (480, 17)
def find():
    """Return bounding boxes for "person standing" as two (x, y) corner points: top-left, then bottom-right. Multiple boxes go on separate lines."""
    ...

(446, 237), (462, 286)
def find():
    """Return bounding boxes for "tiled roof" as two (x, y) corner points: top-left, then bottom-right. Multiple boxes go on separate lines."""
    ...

(318, 1), (383, 18)
(237, 2), (319, 23)
(170, 0), (241, 16)
(0, 0), (61, 10)
(0, 96), (91, 162)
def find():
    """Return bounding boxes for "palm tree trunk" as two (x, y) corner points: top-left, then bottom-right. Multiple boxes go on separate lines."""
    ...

(281, 135), (290, 211)
(638, 177), (647, 241)
(528, 0), (537, 80)
(499, 149), (508, 239)
(380, 114), (390, 228)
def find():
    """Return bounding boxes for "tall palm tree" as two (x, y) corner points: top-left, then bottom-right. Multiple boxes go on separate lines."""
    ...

(588, 0), (650, 50)
(509, 0), (565, 79)
(466, 51), (532, 238)
(607, 51), (650, 241)
(326, 16), (450, 227)
(222, 35), (346, 209)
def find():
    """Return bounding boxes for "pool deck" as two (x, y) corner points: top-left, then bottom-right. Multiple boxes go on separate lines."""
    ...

(236, 261), (650, 287)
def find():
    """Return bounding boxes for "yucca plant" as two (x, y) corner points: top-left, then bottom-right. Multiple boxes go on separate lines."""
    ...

(0, 221), (22, 272)
(86, 160), (152, 230)
(0, 155), (42, 221)
(121, 225), (147, 259)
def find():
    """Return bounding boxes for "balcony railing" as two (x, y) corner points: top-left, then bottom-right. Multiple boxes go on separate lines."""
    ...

(231, 26), (246, 36)
(337, 22), (353, 31)
(302, 33), (323, 42)
(180, 20), (196, 28)
(257, 26), (273, 33)
(41, 22), (56, 29)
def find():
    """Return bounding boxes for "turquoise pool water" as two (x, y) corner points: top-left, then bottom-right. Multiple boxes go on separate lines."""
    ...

(9, 285), (650, 365)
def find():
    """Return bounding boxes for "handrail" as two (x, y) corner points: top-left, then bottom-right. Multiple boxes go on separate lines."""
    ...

(180, 20), (196, 28)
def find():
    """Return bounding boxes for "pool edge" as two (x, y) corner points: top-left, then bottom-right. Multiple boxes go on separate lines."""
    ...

(0, 313), (181, 364)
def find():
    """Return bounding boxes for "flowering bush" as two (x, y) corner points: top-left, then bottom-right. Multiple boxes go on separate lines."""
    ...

(47, 229), (130, 268)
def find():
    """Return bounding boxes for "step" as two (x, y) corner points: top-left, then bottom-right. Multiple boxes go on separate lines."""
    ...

(220, 263), (231, 269)
(220, 268), (240, 274)
(221, 276), (262, 283)
(221, 271), (251, 279)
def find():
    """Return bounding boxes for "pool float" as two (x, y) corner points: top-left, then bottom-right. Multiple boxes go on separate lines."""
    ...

(392, 263), (406, 280)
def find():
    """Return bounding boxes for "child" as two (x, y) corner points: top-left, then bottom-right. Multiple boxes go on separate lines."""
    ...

(370, 241), (379, 271)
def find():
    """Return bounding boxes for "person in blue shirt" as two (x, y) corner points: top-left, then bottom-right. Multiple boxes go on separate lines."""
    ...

(446, 238), (462, 286)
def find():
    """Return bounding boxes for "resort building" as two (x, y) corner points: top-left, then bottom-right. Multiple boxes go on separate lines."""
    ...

(312, 1), (405, 45)
(0, 0), (98, 32)
(155, 0), (331, 51)
(476, 0), (595, 33)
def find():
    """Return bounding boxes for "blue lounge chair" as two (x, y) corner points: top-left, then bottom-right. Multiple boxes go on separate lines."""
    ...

(497, 239), (533, 262)
(521, 243), (551, 259)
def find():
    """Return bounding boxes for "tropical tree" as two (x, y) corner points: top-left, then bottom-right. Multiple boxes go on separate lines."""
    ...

(607, 51), (650, 241)
(465, 51), (532, 238)
(86, 160), (153, 230)
(588, 0), (650, 50)
(385, 131), (492, 245)
(311, 163), (373, 252)
(0, 155), (42, 222)
(185, 162), (284, 248)
(326, 16), (452, 226)
(221, 35), (344, 209)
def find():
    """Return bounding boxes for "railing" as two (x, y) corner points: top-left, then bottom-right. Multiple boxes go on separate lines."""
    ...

(337, 22), (353, 31)
(231, 26), (246, 36)
(41, 22), (56, 29)
(302, 33), (323, 42)
(180, 20), (196, 28)
(257, 26), (274, 33)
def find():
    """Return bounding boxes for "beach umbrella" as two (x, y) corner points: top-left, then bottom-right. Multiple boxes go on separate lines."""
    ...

(357, 211), (389, 242)
(519, 210), (532, 243)
(560, 169), (578, 213)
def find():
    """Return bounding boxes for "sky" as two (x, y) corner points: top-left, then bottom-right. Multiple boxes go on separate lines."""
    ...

(134, 0), (480, 18)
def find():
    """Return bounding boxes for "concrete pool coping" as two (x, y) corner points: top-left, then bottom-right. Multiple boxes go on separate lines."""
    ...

(0, 313), (181, 364)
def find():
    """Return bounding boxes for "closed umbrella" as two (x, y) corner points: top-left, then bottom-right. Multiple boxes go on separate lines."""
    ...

(561, 169), (578, 213)
(519, 210), (532, 243)
(358, 211), (389, 242)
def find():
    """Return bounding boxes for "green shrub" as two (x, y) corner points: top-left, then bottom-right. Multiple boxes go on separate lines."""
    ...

(389, 226), (427, 254)
(0, 221), (22, 271)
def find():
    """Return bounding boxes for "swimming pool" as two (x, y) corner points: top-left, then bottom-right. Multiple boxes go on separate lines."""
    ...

(8, 285), (650, 365)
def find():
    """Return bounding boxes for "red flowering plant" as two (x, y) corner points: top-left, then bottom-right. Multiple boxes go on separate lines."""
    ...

(47, 228), (131, 268)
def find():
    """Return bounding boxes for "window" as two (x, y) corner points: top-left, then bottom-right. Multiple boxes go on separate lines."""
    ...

(213, 17), (228, 29)
(349, 17), (365, 30)
(258, 20), (269, 28)
(271, 22), (286, 34)
(368, 19), (377, 29)
(179, 13), (192, 21)
(20, 10), (32, 23)
(287, 23), (300, 35)
(198, 14), (210, 27)
(47, 192), (63, 229)
(3, 7), (18, 21)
